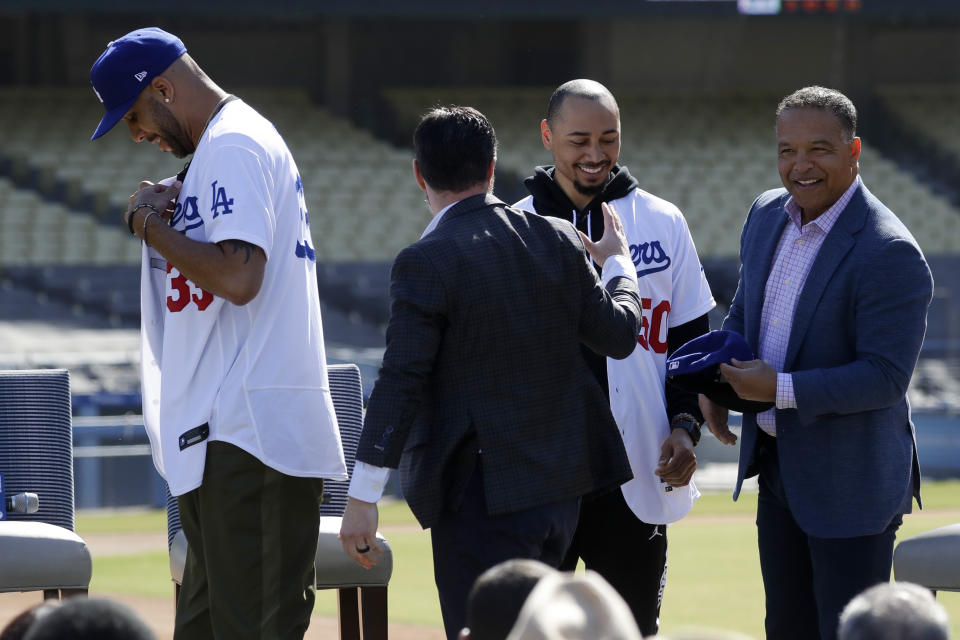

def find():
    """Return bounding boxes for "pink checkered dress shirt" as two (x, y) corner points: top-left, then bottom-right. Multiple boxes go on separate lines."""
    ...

(756, 176), (862, 436)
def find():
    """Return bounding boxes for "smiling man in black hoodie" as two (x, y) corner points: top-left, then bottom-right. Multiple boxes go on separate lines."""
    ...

(514, 79), (715, 636)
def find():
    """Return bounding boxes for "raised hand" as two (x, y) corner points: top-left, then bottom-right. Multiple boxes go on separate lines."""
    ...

(579, 202), (630, 265)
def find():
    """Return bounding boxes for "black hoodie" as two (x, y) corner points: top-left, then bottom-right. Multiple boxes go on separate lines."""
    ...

(522, 164), (707, 424)
(524, 165), (640, 275)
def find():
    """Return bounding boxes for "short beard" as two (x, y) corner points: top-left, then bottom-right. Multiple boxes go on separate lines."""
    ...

(148, 98), (194, 159)
(573, 180), (605, 197)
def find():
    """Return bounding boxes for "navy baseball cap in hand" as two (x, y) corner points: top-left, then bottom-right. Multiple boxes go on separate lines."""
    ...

(89, 27), (187, 140)
(666, 330), (775, 414)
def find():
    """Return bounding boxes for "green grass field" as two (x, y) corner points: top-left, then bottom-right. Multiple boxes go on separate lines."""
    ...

(78, 480), (960, 638)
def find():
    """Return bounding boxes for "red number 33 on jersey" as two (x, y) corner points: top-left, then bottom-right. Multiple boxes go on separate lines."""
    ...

(166, 262), (213, 312)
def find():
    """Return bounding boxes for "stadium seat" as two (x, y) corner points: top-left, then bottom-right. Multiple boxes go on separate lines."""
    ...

(0, 369), (92, 601)
(893, 523), (960, 595)
(164, 364), (393, 640)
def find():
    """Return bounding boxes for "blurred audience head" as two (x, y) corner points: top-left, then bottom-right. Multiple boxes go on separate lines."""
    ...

(460, 558), (556, 640)
(0, 601), (60, 640)
(23, 597), (155, 640)
(505, 570), (643, 640)
(838, 582), (949, 640)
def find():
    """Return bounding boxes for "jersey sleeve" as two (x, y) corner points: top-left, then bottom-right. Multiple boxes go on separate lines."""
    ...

(197, 144), (276, 261)
(667, 212), (715, 327)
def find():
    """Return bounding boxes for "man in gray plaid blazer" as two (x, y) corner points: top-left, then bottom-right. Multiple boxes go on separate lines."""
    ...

(340, 106), (643, 640)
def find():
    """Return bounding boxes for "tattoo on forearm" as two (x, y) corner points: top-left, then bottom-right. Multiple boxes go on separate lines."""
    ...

(225, 240), (255, 264)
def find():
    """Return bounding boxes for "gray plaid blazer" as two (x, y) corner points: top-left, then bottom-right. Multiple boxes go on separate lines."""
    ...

(357, 194), (642, 529)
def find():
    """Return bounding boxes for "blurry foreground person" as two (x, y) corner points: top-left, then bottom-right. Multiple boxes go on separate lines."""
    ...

(0, 601), (60, 640)
(505, 570), (643, 640)
(22, 598), (154, 640)
(460, 559), (557, 640)
(838, 582), (949, 640)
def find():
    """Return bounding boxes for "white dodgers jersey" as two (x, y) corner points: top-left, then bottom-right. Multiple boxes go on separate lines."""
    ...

(516, 188), (714, 523)
(140, 99), (347, 496)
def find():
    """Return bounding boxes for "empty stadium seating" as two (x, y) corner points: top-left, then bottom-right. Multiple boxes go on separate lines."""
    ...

(0, 86), (429, 265)
(2, 86), (956, 266)
(0, 177), (139, 266)
(879, 84), (960, 165)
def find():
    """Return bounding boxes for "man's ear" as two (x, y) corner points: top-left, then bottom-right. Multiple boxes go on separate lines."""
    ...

(541, 119), (552, 151)
(850, 136), (862, 164)
(412, 158), (427, 192)
(151, 75), (175, 104)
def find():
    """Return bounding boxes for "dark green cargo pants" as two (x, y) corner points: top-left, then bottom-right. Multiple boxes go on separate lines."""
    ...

(174, 441), (324, 640)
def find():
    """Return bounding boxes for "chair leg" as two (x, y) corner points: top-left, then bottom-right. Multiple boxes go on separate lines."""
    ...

(337, 587), (361, 640)
(360, 586), (388, 640)
(60, 589), (88, 599)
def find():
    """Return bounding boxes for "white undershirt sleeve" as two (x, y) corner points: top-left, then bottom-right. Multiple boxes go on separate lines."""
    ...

(601, 254), (639, 285)
(347, 460), (392, 503)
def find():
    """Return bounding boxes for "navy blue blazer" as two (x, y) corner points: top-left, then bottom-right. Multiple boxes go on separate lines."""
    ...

(725, 182), (934, 538)
(357, 194), (642, 529)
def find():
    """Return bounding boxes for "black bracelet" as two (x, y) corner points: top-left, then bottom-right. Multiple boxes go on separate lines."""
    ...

(128, 203), (159, 236)
(670, 413), (702, 446)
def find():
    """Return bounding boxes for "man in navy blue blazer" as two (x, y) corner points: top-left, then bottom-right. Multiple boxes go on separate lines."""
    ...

(700, 86), (934, 640)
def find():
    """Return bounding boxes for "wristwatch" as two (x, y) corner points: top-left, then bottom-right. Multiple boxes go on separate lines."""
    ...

(670, 413), (702, 446)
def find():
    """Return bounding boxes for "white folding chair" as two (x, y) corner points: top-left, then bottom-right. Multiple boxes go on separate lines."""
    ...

(0, 369), (91, 601)
(894, 523), (960, 596)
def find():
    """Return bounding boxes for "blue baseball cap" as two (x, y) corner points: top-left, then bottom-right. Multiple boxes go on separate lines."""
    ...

(89, 27), (187, 140)
(666, 330), (775, 413)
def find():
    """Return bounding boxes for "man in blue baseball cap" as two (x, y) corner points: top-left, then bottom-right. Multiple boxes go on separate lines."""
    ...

(90, 28), (346, 640)
(90, 27), (187, 142)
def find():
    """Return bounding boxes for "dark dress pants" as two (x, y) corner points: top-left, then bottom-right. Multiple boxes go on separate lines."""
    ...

(430, 461), (580, 640)
(755, 430), (901, 640)
(174, 441), (324, 640)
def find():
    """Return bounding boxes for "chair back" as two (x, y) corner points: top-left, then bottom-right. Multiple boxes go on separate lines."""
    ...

(165, 486), (182, 549)
(0, 369), (75, 531)
(166, 363), (364, 540)
(321, 363), (363, 517)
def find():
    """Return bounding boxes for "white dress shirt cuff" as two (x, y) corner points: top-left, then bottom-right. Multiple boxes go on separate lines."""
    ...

(601, 254), (638, 285)
(776, 372), (797, 409)
(347, 461), (392, 503)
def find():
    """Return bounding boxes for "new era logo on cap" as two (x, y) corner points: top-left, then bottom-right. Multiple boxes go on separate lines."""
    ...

(666, 330), (775, 413)
(89, 27), (187, 140)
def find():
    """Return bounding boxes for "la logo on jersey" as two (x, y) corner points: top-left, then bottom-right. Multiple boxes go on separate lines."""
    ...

(211, 181), (234, 218)
(630, 240), (671, 277)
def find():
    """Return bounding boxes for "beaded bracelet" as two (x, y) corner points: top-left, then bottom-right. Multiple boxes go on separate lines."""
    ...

(127, 203), (160, 235)
(141, 211), (160, 246)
